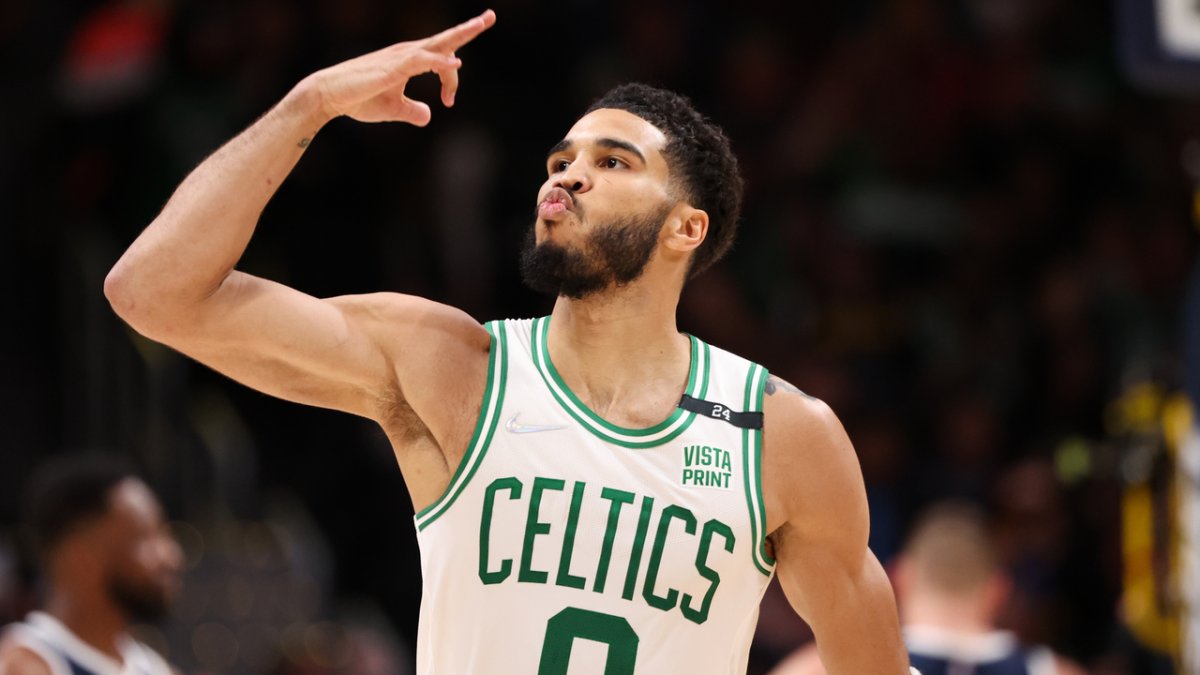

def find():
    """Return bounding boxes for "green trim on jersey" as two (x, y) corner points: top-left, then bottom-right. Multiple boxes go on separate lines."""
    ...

(742, 363), (775, 575)
(415, 321), (509, 532)
(530, 317), (709, 449)
(752, 364), (775, 566)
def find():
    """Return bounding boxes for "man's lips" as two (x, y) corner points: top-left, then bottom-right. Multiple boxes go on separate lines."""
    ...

(538, 187), (575, 219)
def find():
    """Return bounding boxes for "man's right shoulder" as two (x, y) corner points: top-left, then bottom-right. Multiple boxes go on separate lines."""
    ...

(0, 638), (53, 675)
(333, 292), (494, 368)
(332, 293), (490, 343)
(351, 295), (499, 439)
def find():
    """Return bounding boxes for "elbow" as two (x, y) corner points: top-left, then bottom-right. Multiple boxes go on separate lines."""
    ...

(103, 258), (176, 339)
(104, 260), (138, 321)
(105, 256), (227, 343)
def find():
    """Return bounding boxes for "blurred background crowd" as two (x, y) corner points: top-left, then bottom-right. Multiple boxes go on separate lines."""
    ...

(1, 0), (1198, 673)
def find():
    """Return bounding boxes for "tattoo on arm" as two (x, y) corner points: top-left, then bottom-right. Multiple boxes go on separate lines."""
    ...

(765, 375), (817, 400)
(298, 137), (312, 148)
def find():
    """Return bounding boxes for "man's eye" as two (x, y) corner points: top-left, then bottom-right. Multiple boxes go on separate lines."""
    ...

(551, 160), (570, 172)
(603, 157), (625, 169)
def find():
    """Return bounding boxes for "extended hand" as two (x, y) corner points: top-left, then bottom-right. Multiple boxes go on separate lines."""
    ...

(306, 9), (496, 125)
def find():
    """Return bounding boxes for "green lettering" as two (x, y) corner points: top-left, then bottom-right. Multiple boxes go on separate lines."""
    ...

(621, 496), (655, 601)
(642, 505), (696, 611)
(520, 477), (565, 584)
(538, 607), (639, 675)
(594, 488), (635, 594)
(682, 519), (735, 624)
(720, 449), (732, 471)
(479, 477), (523, 584)
(681, 469), (694, 484)
(555, 481), (588, 590)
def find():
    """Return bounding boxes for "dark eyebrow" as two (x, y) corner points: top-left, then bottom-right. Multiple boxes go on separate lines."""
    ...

(596, 137), (646, 164)
(545, 137), (647, 165)
(547, 139), (573, 160)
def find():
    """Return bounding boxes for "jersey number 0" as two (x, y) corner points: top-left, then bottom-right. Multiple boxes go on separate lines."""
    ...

(538, 607), (639, 674)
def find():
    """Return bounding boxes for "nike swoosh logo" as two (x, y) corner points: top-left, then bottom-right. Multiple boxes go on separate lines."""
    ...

(505, 413), (567, 434)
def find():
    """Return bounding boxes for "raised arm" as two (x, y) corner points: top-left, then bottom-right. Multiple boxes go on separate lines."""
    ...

(104, 11), (496, 425)
(762, 377), (909, 675)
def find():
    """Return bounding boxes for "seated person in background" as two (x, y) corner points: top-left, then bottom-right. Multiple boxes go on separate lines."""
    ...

(769, 501), (1086, 675)
(0, 457), (182, 675)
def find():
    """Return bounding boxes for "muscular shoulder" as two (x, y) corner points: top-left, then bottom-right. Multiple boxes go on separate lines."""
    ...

(760, 375), (869, 542)
(329, 292), (492, 438)
(0, 640), (52, 675)
(332, 293), (491, 393)
(761, 375), (841, 457)
(329, 292), (490, 349)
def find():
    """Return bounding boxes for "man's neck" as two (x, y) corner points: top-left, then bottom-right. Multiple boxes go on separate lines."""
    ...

(44, 590), (127, 663)
(901, 594), (994, 636)
(547, 283), (690, 423)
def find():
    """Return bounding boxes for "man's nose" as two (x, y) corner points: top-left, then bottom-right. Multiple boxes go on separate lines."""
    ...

(556, 161), (591, 193)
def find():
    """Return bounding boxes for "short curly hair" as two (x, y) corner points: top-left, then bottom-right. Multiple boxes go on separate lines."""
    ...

(23, 455), (135, 561)
(585, 84), (744, 278)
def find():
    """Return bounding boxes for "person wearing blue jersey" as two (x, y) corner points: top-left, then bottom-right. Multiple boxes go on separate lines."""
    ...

(103, 9), (910, 674)
(0, 458), (181, 675)
(769, 502), (1085, 675)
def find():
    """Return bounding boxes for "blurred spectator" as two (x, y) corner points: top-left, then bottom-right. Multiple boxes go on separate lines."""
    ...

(992, 459), (1075, 648)
(768, 501), (1086, 675)
(0, 456), (181, 675)
(58, 0), (168, 113)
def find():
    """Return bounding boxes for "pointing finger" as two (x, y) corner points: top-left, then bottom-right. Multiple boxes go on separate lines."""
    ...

(425, 9), (496, 52)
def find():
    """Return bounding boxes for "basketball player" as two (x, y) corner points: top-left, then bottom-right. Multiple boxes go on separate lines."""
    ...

(0, 458), (181, 675)
(768, 502), (1086, 675)
(103, 10), (911, 674)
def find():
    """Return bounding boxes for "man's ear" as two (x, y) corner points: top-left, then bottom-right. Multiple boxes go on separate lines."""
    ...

(981, 571), (1013, 619)
(664, 206), (708, 253)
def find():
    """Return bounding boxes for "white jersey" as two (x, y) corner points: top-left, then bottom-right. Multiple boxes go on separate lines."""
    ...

(1, 612), (172, 675)
(414, 317), (776, 675)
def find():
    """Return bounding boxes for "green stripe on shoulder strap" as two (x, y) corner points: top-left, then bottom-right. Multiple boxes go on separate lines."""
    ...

(752, 364), (775, 567)
(741, 362), (775, 575)
(415, 320), (509, 532)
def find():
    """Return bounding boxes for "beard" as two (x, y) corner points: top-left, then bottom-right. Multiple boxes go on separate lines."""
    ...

(520, 202), (671, 300)
(108, 572), (172, 623)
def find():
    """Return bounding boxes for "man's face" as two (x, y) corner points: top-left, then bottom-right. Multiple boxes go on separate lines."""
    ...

(521, 108), (678, 298)
(101, 479), (182, 622)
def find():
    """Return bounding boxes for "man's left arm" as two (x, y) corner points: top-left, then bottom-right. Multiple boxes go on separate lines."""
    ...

(762, 376), (909, 675)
